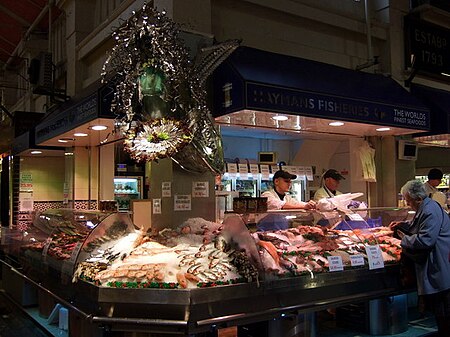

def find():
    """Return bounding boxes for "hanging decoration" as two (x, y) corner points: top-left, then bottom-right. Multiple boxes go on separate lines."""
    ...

(101, 3), (239, 173)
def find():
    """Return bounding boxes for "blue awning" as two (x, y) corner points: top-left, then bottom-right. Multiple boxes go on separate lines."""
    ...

(213, 46), (430, 130)
(410, 84), (450, 135)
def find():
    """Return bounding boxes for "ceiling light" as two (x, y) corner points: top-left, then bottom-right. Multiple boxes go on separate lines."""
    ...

(329, 121), (345, 126)
(272, 115), (289, 121)
(89, 125), (108, 131)
(376, 127), (391, 132)
(58, 138), (75, 143)
(31, 150), (42, 155)
(74, 132), (88, 137)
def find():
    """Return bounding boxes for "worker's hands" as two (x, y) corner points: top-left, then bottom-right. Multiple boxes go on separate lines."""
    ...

(303, 200), (316, 210)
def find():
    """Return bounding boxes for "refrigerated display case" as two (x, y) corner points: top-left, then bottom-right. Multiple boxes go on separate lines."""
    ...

(221, 173), (258, 197)
(0, 206), (414, 336)
(114, 176), (143, 211)
(10, 209), (136, 283)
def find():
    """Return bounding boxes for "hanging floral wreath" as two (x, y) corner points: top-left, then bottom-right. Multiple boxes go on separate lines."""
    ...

(102, 3), (239, 173)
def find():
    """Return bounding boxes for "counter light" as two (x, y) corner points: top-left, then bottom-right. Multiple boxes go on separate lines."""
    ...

(74, 132), (88, 137)
(329, 121), (345, 126)
(272, 115), (289, 121)
(89, 125), (108, 131)
(30, 150), (42, 155)
(376, 127), (391, 132)
(58, 138), (75, 143)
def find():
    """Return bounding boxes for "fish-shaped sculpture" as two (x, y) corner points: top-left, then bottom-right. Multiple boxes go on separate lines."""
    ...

(102, 3), (239, 174)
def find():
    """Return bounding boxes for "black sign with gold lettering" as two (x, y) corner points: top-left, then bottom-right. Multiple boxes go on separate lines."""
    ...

(405, 17), (450, 76)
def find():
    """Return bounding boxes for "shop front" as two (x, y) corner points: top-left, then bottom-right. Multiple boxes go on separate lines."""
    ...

(212, 46), (431, 207)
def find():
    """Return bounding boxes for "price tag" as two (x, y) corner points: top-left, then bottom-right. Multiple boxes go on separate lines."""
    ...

(162, 182), (171, 197)
(238, 163), (249, 174)
(153, 198), (161, 214)
(305, 167), (313, 181)
(365, 245), (385, 270)
(327, 255), (344, 272)
(350, 255), (365, 267)
(226, 163), (238, 177)
(192, 181), (209, 197)
(297, 167), (306, 179)
(260, 165), (270, 180)
(249, 164), (259, 175)
(174, 195), (192, 211)
(347, 213), (365, 221)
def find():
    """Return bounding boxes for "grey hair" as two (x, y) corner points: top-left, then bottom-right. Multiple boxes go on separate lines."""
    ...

(400, 180), (428, 200)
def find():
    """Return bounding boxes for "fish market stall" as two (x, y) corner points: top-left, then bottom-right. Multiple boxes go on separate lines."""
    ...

(0, 206), (414, 336)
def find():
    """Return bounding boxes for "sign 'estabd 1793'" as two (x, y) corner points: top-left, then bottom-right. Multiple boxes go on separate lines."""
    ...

(405, 17), (450, 76)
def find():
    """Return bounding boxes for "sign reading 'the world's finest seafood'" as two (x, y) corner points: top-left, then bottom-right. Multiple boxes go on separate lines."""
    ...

(405, 17), (450, 77)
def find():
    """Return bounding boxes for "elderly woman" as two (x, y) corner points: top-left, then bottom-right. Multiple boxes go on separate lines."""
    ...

(390, 179), (450, 337)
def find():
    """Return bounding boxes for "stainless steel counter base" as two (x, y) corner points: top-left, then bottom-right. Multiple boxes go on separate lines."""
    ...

(1, 258), (412, 336)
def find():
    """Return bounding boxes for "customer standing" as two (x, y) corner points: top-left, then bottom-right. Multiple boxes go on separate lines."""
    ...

(390, 180), (450, 337)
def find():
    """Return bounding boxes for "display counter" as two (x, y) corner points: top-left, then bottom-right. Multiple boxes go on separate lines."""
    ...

(0, 207), (415, 336)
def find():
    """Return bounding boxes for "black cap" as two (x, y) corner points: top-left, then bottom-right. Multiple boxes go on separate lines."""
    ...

(428, 168), (443, 180)
(273, 170), (297, 181)
(323, 169), (345, 181)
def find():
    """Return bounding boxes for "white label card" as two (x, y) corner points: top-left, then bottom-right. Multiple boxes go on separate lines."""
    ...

(249, 164), (259, 175)
(227, 163), (238, 177)
(365, 245), (385, 270)
(260, 165), (270, 180)
(238, 164), (249, 174)
(305, 167), (314, 181)
(327, 255), (344, 272)
(153, 198), (161, 214)
(162, 182), (171, 197)
(347, 213), (365, 221)
(174, 195), (192, 211)
(350, 255), (365, 267)
(192, 182), (209, 198)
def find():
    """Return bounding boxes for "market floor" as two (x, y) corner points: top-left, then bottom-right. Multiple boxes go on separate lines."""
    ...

(0, 291), (50, 337)
(0, 289), (440, 337)
(317, 309), (438, 337)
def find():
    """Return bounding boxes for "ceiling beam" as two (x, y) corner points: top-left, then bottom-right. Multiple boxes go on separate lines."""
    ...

(0, 4), (32, 27)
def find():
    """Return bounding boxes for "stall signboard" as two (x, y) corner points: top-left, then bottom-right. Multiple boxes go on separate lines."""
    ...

(213, 46), (430, 131)
(36, 93), (99, 144)
(246, 82), (430, 130)
(405, 18), (450, 77)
